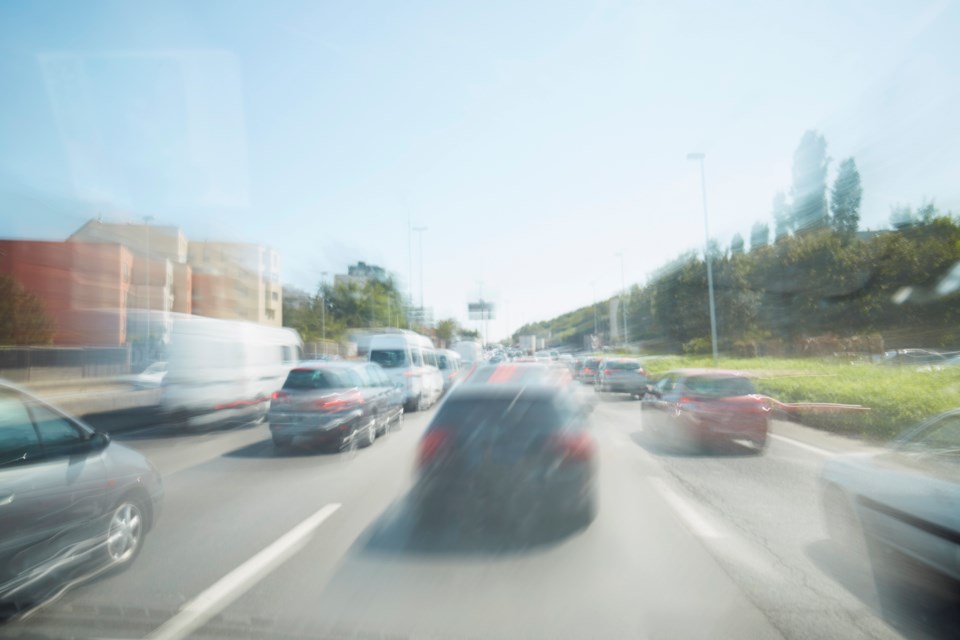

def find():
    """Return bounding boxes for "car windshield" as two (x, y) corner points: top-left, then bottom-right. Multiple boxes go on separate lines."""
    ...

(370, 349), (406, 368)
(2, 2), (959, 638)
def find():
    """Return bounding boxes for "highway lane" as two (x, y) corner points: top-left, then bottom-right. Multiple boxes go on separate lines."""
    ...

(3, 391), (943, 639)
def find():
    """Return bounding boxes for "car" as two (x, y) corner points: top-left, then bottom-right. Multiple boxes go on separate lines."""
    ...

(436, 349), (463, 395)
(820, 409), (960, 599)
(642, 369), (770, 452)
(452, 340), (484, 369)
(0, 381), (163, 618)
(577, 357), (602, 384)
(411, 363), (597, 536)
(595, 358), (648, 397)
(268, 361), (402, 451)
(368, 331), (443, 412)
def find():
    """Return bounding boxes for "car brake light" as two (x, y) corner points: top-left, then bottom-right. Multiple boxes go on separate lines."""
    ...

(417, 429), (451, 466)
(549, 432), (595, 462)
(313, 389), (364, 411)
(603, 368), (613, 375)
(583, 367), (593, 375)
(272, 391), (288, 401)
(677, 397), (698, 412)
(404, 369), (419, 377)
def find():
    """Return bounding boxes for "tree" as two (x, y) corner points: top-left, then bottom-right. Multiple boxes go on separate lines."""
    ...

(730, 233), (745, 255)
(772, 191), (792, 241)
(790, 130), (830, 234)
(435, 318), (459, 347)
(0, 275), (55, 345)
(750, 221), (770, 250)
(830, 157), (862, 239)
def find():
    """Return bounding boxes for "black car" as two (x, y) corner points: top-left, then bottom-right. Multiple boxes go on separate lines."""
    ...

(412, 365), (597, 535)
(0, 381), (163, 619)
(268, 361), (403, 451)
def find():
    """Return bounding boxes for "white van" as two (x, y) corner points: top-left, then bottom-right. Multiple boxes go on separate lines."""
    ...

(161, 314), (302, 427)
(368, 331), (443, 412)
(453, 340), (484, 368)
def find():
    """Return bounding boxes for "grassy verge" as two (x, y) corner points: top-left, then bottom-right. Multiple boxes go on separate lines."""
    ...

(637, 355), (960, 442)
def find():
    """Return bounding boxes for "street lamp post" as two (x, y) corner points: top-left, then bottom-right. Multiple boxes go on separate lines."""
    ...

(687, 152), (719, 364)
(320, 271), (328, 352)
(616, 253), (628, 347)
(142, 215), (154, 359)
(412, 226), (428, 323)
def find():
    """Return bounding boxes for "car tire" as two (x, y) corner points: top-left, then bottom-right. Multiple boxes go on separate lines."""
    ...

(103, 497), (146, 571)
(361, 419), (377, 447)
(392, 407), (404, 431)
(416, 393), (426, 412)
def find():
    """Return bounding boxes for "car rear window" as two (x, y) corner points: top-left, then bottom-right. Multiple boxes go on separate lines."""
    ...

(431, 394), (565, 437)
(683, 376), (756, 397)
(584, 358), (601, 368)
(283, 368), (350, 390)
(606, 361), (641, 370)
(370, 349), (407, 368)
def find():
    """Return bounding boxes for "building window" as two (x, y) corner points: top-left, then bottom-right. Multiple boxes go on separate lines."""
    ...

(271, 291), (279, 301)
(265, 309), (276, 320)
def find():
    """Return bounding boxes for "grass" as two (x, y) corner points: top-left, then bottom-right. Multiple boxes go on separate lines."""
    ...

(637, 355), (960, 442)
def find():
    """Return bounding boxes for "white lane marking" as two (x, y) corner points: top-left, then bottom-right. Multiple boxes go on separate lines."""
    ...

(145, 503), (342, 640)
(769, 433), (833, 458)
(650, 477), (721, 539)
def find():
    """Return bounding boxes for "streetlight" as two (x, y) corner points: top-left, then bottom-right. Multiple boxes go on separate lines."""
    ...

(590, 279), (599, 339)
(616, 253), (628, 347)
(320, 271), (328, 352)
(412, 226), (428, 322)
(142, 215), (154, 358)
(687, 152), (719, 364)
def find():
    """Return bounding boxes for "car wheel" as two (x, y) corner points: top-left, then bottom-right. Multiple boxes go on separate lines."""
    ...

(104, 498), (145, 569)
(361, 419), (377, 447)
(416, 393), (426, 412)
(392, 407), (404, 431)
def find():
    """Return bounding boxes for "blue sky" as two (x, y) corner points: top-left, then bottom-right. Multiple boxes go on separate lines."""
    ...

(1, 0), (958, 340)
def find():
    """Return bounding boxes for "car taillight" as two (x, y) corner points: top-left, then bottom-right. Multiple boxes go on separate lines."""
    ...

(639, 368), (647, 376)
(549, 432), (595, 463)
(404, 369), (419, 377)
(272, 391), (289, 401)
(313, 389), (364, 411)
(603, 368), (613, 375)
(583, 367), (593, 375)
(417, 429), (451, 466)
(677, 397), (698, 412)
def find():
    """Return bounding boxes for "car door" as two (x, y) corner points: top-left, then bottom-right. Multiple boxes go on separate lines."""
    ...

(0, 389), (108, 594)
(362, 364), (389, 428)
(642, 373), (677, 434)
(857, 414), (960, 579)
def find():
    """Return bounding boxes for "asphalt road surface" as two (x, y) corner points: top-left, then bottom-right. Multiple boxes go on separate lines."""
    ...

(3, 392), (954, 639)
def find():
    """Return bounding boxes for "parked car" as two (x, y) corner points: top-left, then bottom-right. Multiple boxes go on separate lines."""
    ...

(411, 366), (597, 535)
(437, 349), (463, 395)
(595, 358), (648, 398)
(577, 357), (602, 385)
(0, 381), (163, 618)
(642, 369), (770, 453)
(268, 361), (402, 451)
(820, 409), (960, 599)
(368, 331), (443, 412)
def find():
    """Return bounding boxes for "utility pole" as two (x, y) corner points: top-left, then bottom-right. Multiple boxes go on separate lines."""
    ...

(320, 271), (328, 352)
(688, 152), (719, 364)
(617, 253), (628, 347)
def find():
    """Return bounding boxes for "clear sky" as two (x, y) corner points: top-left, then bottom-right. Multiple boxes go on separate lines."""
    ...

(1, 0), (957, 340)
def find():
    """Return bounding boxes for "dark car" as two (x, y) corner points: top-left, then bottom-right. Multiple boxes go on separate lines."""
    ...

(411, 365), (597, 536)
(820, 409), (960, 599)
(268, 361), (402, 451)
(577, 357), (602, 385)
(595, 358), (648, 397)
(642, 369), (770, 453)
(0, 381), (163, 618)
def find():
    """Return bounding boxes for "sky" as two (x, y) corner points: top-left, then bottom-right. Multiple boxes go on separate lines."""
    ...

(0, 0), (958, 341)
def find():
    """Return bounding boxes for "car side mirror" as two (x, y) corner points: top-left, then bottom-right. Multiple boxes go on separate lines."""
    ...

(646, 386), (662, 398)
(89, 431), (111, 449)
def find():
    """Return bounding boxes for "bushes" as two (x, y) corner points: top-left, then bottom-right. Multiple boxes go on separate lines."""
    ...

(641, 355), (960, 442)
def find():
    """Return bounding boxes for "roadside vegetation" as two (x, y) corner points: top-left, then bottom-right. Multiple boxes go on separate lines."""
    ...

(640, 355), (960, 442)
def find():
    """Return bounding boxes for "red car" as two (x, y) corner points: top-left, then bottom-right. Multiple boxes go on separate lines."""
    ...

(641, 369), (770, 453)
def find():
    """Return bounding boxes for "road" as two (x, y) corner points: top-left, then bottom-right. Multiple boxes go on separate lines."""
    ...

(2, 392), (952, 639)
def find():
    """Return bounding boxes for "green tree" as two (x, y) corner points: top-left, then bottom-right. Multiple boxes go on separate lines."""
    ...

(830, 157), (862, 239)
(435, 318), (459, 347)
(730, 233), (745, 255)
(0, 275), (55, 345)
(750, 221), (770, 250)
(790, 131), (830, 234)
(772, 191), (792, 241)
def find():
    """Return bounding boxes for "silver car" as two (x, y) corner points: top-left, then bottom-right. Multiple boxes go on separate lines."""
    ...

(820, 409), (960, 596)
(0, 381), (163, 619)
